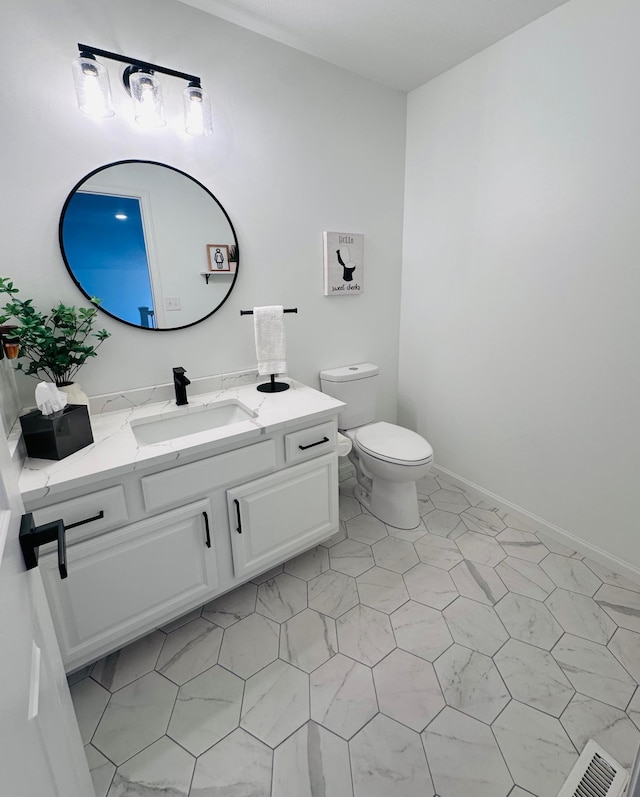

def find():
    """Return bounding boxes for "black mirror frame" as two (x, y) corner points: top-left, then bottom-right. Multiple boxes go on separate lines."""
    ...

(59, 159), (240, 332)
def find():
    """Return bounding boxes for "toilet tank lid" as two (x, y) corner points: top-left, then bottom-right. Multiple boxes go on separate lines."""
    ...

(319, 363), (379, 382)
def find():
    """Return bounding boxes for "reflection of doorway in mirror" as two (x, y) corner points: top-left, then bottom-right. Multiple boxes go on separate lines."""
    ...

(64, 191), (159, 325)
(207, 244), (233, 272)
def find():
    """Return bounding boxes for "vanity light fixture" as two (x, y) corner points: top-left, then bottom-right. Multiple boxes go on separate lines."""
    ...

(72, 44), (213, 136)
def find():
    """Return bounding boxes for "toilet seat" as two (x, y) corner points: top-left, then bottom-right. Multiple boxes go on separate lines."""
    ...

(354, 422), (433, 467)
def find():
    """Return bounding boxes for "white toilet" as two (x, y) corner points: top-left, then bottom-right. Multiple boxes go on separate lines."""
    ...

(320, 363), (433, 529)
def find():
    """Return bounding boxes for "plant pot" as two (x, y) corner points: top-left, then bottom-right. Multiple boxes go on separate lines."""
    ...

(57, 382), (90, 409)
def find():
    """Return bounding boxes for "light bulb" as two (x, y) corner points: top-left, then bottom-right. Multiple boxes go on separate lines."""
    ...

(72, 56), (114, 118)
(184, 84), (213, 136)
(129, 71), (165, 128)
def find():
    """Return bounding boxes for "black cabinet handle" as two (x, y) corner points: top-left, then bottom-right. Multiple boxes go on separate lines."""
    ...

(202, 511), (211, 548)
(298, 436), (329, 451)
(234, 499), (242, 534)
(65, 510), (104, 530)
(19, 513), (68, 580)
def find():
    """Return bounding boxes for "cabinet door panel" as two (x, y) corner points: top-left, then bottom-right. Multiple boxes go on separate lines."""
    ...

(40, 500), (217, 670)
(228, 454), (338, 579)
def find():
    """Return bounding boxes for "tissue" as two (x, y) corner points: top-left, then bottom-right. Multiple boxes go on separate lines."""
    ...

(35, 382), (68, 416)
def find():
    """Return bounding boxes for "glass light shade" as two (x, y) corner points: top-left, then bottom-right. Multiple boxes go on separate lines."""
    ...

(72, 56), (114, 118)
(183, 85), (213, 136)
(129, 71), (165, 128)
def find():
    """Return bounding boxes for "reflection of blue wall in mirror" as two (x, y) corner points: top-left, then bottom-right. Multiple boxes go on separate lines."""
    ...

(63, 193), (155, 326)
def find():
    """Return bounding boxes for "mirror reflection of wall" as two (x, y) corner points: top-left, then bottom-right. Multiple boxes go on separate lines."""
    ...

(59, 161), (239, 330)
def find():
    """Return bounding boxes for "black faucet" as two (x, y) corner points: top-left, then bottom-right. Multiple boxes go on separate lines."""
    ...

(173, 367), (191, 406)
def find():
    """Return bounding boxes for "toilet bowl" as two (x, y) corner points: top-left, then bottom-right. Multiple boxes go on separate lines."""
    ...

(344, 422), (432, 529)
(319, 363), (434, 530)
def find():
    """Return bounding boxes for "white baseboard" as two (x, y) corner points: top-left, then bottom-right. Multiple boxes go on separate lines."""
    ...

(433, 465), (640, 586)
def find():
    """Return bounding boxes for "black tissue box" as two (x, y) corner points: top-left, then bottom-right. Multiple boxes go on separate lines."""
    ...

(20, 404), (93, 460)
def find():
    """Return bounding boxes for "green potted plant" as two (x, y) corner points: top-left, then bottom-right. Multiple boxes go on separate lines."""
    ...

(0, 277), (110, 397)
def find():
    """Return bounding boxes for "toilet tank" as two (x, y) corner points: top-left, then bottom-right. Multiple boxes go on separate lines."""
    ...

(319, 363), (379, 429)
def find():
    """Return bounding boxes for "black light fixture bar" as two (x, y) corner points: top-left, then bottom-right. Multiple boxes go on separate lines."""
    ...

(77, 44), (202, 87)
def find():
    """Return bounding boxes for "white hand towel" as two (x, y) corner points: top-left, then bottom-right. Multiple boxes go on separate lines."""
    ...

(254, 305), (287, 376)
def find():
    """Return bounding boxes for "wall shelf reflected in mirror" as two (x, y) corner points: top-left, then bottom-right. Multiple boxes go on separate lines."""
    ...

(59, 160), (239, 330)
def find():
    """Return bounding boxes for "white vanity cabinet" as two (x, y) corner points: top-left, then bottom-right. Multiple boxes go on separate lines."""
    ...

(228, 452), (338, 578)
(39, 499), (217, 669)
(23, 410), (340, 672)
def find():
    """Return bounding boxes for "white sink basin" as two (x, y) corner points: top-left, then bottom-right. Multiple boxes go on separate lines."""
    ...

(131, 400), (257, 445)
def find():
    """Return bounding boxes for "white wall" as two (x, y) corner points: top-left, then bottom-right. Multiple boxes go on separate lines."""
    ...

(400, 0), (640, 567)
(0, 0), (406, 422)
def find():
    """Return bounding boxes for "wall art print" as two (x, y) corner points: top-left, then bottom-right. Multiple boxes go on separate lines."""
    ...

(323, 231), (363, 296)
(207, 244), (233, 272)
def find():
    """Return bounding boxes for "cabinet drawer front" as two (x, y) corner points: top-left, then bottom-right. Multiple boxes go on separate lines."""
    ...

(40, 500), (218, 669)
(284, 421), (336, 464)
(228, 453), (338, 579)
(32, 485), (128, 545)
(142, 438), (277, 512)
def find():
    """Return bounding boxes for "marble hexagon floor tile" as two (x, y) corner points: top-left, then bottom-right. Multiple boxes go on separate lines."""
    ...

(628, 688), (640, 731)
(434, 644), (510, 723)
(583, 559), (640, 593)
(560, 692), (640, 769)
(552, 633), (636, 709)
(460, 505), (506, 537)
(495, 556), (556, 601)
(493, 638), (574, 717)
(414, 533), (464, 570)
(85, 745), (115, 797)
(403, 562), (458, 609)
(155, 617), (223, 686)
(495, 593), (563, 650)
(91, 630), (165, 692)
(423, 707), (513, 797)
(107, 736), (194, 797)
(92, 671), (178, 766)
(430, 488), (470, 514)
(442, 596), (509, 655)
(240, 660), (309, 748)
(218, 612), (280, 678)
(595, 583), (640, 632)
(336, 604), (396, 665)
(310, 654), (378, 740)
(608, 627), (640, 681)
(345, 512), (388, 545)
(373, 649), (445, 731)
(272, 722), (353, 797)
(449, 559), (507, 605)
(492, 701), (578, 797)
(283, 545), (330, 581)
(329, 538), (376, 577)
(496, 528), (549, 563)
(356, 565), (410, 613)
(307, 568), (360, 618)
(390, 600), (453, 661)
(190, 728), (272, 797)
(540, 553), (602, 596)
(279, 608), (338, 672)
(201, 581), (257, 627)
(167, 665), (244, 756)
(69, 677), (110, 745)
(544, 588), (617, 644)
(455, 530), (506, 567)
(423, 508), (466, 539)
(371, 535), (419, 573)
(255, 572), (308, 623)
(349, 714), (434, 797)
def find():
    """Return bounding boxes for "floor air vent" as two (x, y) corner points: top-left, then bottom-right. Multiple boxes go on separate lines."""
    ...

(557, 740), (628, 797)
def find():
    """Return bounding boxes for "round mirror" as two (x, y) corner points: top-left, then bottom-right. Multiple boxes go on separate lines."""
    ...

(59, 160), (239, 330)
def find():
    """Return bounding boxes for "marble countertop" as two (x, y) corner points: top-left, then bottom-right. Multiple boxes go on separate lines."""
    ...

(18, 378), (344, 504)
